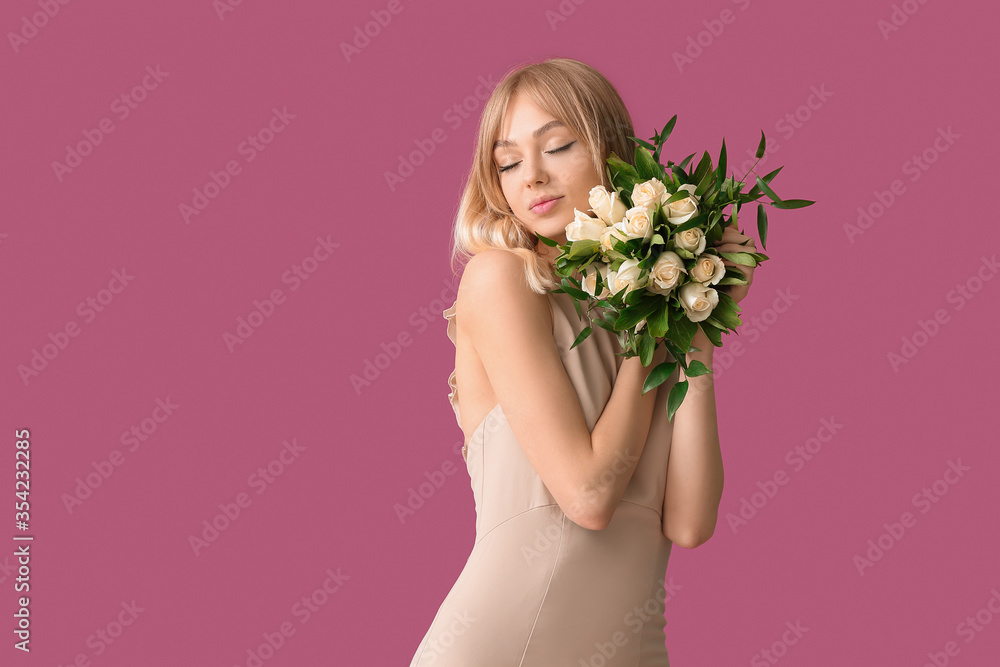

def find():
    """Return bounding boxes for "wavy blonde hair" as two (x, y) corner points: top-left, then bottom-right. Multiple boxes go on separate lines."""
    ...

(449, 57), (638, 293)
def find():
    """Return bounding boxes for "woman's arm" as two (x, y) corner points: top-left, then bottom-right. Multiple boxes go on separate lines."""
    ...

(460, 249), (664, 531)
(661, 326), (725, 548)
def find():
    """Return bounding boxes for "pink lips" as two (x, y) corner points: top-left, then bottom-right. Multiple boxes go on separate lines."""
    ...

(531, 196), (563, 214)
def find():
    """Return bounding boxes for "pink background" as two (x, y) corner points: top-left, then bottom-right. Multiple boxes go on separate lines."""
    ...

(2, 0), (998, 664)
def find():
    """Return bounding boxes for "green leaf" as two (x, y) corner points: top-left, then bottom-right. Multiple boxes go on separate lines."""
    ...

(642, 360), (677, 395)
(567, 238), (600, 258)
(694, 167), (715, 197)
(607, 153), (639, 179)
(770, 198), (815, 209)
(705, 314), (730, 333)
(716, 137), (727, 184)
(666, 380), (689, 421)
(698, 319), (723, 347)
(593, 315), (616, 332)
(717, 271), (748, 285)
(755, 130), (766, 159)
(709, 298), (743, 329)
(684, 359), (713, 377)
(692, 151), (713, 184)
(634, 145), (661, 181)
(666, 308), (697, 352)
(638, 330), (656, 366)
(629, 136), (657, 152)
(717, 251), (758, 267)
(647, 301), (670, 338)
(717, 289), (743, 313)
(755, 175), (782, 203)
(615, 296), (660, 330)
(670, 212), (707, 233)
(570, 326), (592, 350)
(673, 247), (695, 260)
(535, 232), (559, 247)
(660, 115), (677, 144)
(663, 188), (693, 205)
(560, 278), (591, 300)
(757, 203), (768, 250)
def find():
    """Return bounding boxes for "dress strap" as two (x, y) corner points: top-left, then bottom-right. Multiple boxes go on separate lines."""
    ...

(442, 299), (462, 429)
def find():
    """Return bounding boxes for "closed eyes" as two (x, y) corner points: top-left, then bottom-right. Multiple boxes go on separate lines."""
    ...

(497, 141), (576, 174)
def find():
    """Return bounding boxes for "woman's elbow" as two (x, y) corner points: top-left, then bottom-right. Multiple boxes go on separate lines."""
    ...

(664, 520), (717, 549)
(561, 490), (614, 531)
(564, 502), (611, 531)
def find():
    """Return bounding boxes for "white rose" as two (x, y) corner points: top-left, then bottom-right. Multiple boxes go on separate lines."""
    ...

(589, 186), (628, 224)
(646, 251), (687, 295)
(673, 227), (706, 255)
(661, 183), (700, 224)
(690, 253), (726, 286)
(565, 208), (608, 242)
(678, 282), (719, 323)
(608, 258), (647, 295)
(631, 178), (668, 211)
(582, 262), (611, 298)
(621, 206), (654, 242)
(599, 221), (630, 258)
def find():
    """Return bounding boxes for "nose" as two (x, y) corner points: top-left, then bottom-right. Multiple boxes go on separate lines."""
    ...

(521, 154), (548, 186)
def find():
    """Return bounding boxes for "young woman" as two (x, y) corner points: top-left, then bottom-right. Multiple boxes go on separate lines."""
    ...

(409, 57), (756, 666)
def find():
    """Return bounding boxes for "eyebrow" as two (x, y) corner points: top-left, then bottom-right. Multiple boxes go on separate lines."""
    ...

(493, 120), (566, 150)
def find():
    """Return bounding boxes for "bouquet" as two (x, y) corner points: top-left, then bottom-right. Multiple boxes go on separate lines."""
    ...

(535, 116), (814, 421)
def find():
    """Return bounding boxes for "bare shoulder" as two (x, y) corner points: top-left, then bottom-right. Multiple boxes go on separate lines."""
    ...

(456, 249), (549, 325)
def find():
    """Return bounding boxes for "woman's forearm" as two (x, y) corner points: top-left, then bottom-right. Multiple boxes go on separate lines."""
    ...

(662, 329), (725, 547)
(581, 354), (663, 528)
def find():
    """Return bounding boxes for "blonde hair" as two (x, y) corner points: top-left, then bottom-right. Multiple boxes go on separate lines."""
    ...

(449, 57), (637, 293)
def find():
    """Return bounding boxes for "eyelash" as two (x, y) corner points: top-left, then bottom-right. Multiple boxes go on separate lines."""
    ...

(498, 141), (576, 173)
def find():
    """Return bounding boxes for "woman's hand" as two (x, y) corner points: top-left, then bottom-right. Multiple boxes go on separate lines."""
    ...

(711, 225), (758, 305)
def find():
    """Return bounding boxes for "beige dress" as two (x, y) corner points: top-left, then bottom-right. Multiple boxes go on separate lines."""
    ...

(408, 289), (677, 666)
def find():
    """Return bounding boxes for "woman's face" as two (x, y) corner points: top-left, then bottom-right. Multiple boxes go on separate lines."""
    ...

(493, 91), (603, 248)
